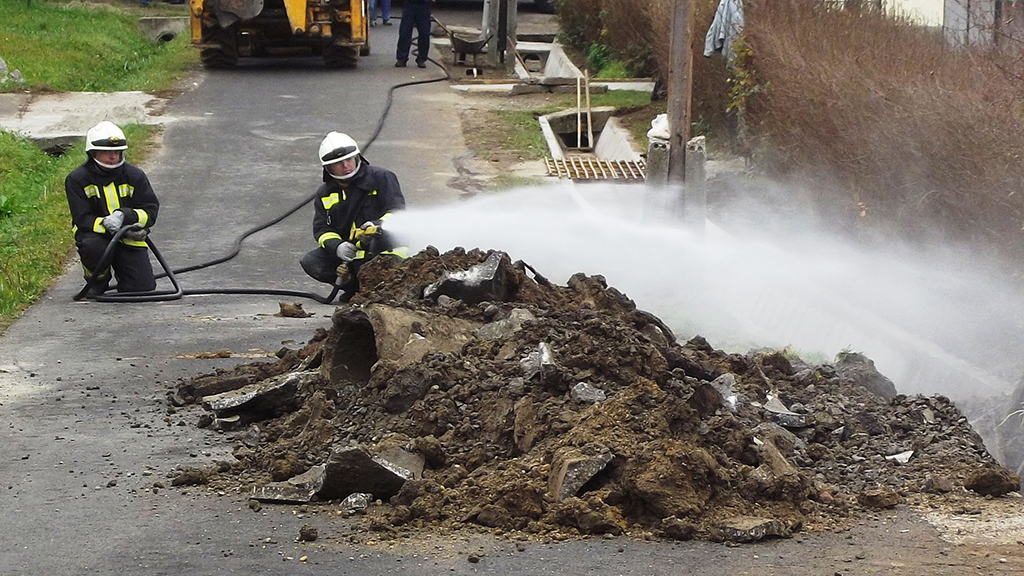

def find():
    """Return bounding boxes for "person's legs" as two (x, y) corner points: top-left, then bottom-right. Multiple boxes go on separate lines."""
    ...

(368, 0), (377, 25)
(414, 5), (431, 65)
(300, 248), (344, 285)
(395, 4), (416, 64)
(76, 232), (112, 280)
(111, 245), (156, 292)
(381, 0), (391, 23)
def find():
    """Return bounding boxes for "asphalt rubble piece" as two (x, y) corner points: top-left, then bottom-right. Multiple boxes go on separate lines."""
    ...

(170, 246), (1022, 544)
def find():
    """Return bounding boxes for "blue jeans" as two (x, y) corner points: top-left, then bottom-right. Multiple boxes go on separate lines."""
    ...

(369, 0), (390, 21)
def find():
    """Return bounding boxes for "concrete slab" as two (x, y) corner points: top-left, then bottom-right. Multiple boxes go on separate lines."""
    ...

(0, 91), (175, 151)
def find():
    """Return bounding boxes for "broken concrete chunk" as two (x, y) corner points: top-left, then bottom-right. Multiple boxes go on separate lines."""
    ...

(317, 446), (415, 501)
(475, 308), (537, 341)
(423, 251), (517, 305)
(548, 446), (613, 502)
(570, 382), (606, 404)
(520, 342), (554, 380)
(762, 392), (813, 428)
(710, 373), (739, 412)
(250, 465), (326, 503)
(711, 516), (791, 543)
(201, 370), (317, 420)
(884, 450), (914, 464)
(367, 304), (481, 368)
(340, 492), (372, 511)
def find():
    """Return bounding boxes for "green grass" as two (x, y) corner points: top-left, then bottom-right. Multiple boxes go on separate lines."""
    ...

(0, 0), (197, 92)
(0, 125), (158, 330)
(0, 0), (196, 331)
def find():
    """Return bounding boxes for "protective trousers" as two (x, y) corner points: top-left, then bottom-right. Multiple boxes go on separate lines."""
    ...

(396, 0), (431, 65)
(76, 232), (156, 292)
(300, 231), (399, 288)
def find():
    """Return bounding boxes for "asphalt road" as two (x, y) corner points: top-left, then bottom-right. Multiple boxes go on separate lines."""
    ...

(0, 10), (1021, 576)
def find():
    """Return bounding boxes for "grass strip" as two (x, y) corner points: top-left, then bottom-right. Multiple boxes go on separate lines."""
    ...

(0, 0), (197, 92)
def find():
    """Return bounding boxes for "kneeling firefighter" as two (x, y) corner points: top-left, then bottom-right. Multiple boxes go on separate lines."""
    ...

(300, 132), (408, 301)
(64, 121), (159, 294)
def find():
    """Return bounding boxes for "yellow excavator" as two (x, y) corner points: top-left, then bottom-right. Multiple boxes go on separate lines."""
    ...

(189, 0), (369, 68)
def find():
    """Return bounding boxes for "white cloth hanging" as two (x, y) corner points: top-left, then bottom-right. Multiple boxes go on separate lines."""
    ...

(704, 0), (745, 67)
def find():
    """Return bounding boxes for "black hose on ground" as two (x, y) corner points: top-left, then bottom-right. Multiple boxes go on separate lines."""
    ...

(78, 60), (452, 304)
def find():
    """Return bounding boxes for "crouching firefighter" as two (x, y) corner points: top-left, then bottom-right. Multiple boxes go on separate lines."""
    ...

(301, 132), (408, 301)
(64, 121), (159, 295)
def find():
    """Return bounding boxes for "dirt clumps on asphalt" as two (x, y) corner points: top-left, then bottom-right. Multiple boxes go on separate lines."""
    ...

(170, 246), (1021, 543)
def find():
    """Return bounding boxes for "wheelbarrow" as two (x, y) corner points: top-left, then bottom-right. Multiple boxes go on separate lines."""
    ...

(431, 16), (493, 67)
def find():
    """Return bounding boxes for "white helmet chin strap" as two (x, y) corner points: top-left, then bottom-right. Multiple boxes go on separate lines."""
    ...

(93, 151), (125, 170)
(94, 157), (125, 170)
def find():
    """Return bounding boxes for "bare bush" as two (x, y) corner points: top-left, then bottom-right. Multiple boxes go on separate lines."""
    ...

(744, 0), (1024, 257)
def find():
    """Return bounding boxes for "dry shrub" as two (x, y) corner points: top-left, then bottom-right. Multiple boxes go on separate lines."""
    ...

(742, 0), (1024, 257)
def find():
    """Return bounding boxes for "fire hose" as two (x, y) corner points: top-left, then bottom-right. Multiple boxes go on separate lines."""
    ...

(75, 59), (450, 303)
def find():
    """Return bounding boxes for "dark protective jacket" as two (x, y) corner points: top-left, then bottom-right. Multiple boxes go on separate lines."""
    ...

(64, 158), (159, 248)
(312, 160), (406, 254)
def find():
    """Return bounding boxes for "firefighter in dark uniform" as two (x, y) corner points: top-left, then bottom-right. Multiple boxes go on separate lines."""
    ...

(300, 132), (407, 300)
(64, 121), (159, 295)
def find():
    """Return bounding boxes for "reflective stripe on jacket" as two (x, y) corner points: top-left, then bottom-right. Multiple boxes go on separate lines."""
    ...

(312, 162), (406, 253)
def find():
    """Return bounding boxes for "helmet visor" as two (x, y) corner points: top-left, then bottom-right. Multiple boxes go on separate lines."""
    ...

(90, 135), (127, 150)
(321, 145), (359, 165)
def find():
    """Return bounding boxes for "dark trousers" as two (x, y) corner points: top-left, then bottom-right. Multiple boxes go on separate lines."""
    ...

(396, 1), (432, 64)
(300, 232), (399, 288)
(76, 232), (156, 292)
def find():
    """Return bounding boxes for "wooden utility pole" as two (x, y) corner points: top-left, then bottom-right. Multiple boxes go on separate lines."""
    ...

(666, 0), (694, 184)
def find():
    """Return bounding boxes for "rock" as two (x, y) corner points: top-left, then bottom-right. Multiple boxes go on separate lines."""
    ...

(317, 446), (416, 500)
(858, 488), (903, 509)
(834, 351), (898, 400)
(660, 516), (697, 540)
(711, 516), (791, 543)
(921, 475), (954, 494)
(520, 342), (555, 381)
(762, 393), (813, 429)
(202, 370), (316, 420)
(570, 382), (606, 404)
(250, 465), (326, 503)
(298, 524), (318, 541)
(964, 465), (1021, 497)
(476, 308), (536, 341)
(340, 492), (372, 511)
(548, 445), (613, 502)
(276, 302), (311, 318)
(423, 251), (518, 305)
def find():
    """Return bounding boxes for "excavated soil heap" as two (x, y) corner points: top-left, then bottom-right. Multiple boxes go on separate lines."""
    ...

(171, 247), (1020, 542)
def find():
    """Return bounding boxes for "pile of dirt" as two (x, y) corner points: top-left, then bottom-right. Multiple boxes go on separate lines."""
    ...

(169, 247), (1021, 542)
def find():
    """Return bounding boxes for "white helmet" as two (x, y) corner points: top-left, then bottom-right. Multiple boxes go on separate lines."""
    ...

(86, 121), (127, 169)
(319, 131), (361, 180)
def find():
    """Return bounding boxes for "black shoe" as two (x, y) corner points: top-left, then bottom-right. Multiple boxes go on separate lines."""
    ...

(395, 60), (407, 67)
(84, 281), (110, 298)
(383, 19), (392, 26)
(416, 61), (427, 68)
